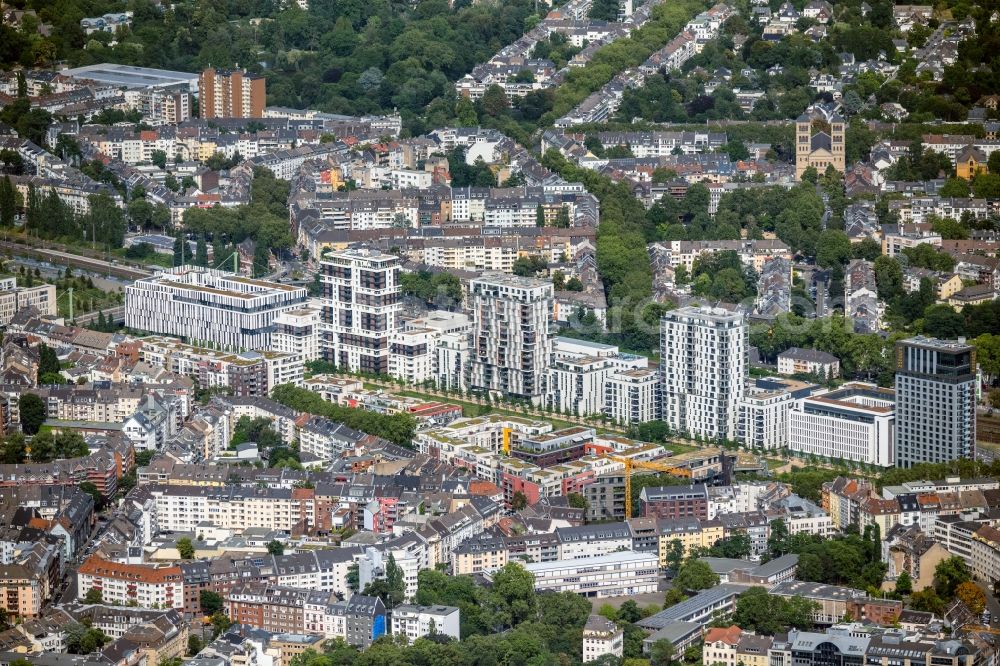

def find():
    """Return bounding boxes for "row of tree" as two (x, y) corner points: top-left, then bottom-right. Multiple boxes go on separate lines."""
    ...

(270, 384), (416, 446)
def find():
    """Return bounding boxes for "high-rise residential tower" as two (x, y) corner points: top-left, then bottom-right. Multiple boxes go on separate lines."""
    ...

(894, 336), (976, 467)
(199, 67), (266, 119)
(660, 306), (747, 440)
(320, 248), (401, 375)
(468, 274), (553, 403)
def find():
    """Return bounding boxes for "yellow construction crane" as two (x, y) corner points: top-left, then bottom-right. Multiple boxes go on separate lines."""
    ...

(601, 453), (692, 518)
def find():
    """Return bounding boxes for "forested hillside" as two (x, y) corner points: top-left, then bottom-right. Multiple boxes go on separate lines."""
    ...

(0, 0), (536, 121)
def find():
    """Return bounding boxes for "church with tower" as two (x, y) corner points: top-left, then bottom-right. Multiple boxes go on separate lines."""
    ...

(795, 110), (845, 180)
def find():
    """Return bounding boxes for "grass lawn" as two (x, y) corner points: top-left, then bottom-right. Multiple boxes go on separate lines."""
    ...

(664, 440), (700, 455)
(394, 389), (600, 432)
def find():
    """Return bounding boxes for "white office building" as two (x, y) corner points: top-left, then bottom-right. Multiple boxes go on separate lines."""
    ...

(548, 356), (612, 416)
(604, 368), (660, 426)
(271, 305), (322, 363)
(468, 274), (553, 403)
(488, 551), (659, 598)
(788, 383), (895, 466)
(320, 248), (402, 375)
(125, 266), (308, 351)
(391, 604), (461, 641)
(660, 307), (747, 441)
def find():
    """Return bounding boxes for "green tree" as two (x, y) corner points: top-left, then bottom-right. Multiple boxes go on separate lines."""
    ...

(987, 151), (1000, 175)
(939, 177), (970, 198)
(484, 563), (537, 629)
(385, 553), (406, 609)
(210, 611), (232, 638)
(589, 0), (620, 20)
(38, 343), (60, 378)
(83, 588), (103, 604)
(480, 85), (510, 118)
(347, 563), (360, 592)
(922, 305), (966, 339)
(173, 233), (185, 267)
(79, 481), (101, 507)
(909, 587), (944, 614)
(895, 570), (912, 596)
(852, 238), (881, 261)
(873, 256), (903, 301)
(18, 393), (46, 435)
(732, 587), (818, 634)
(187, 634), (204, 657)
(816, 230), (852, 268)
(200, 590), (224, 615)
(0, 433), (25, 464)
(196, 234), (208, 267)
(77, 628), (110, 654)
(673, 559), (720, 592)
(650, 639), (676, 666)
(663, 587), (688, 608)
(933, 556), (971, 599)
(0, 176), (18, 227)
(929, 215), (969, 240)
(768, 519), (789, 558)
(267, 540), (284, 556)
(511, 491), (528, 510)
(176, 537), (195, 560)
(973, 173), (1000, 199)
(664, 539), (685, 572)
(618, 599), (642, 623)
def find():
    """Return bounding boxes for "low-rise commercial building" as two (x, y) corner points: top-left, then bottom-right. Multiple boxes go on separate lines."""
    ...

(488, 551), (659, 598)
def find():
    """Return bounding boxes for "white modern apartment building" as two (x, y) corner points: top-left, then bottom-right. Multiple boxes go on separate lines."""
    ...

(125, 266), (308, 351)
(548, 356), (613, 416)
(149, 486), (316, 534)
(389, 328), (437, 385)
(0, 277), (57, 326)
(738, 385), (794, 450)
(272, 305), (322, 363)
(583, 615), (624, 663)
(490, 551), (659, 598)
(660, 307), (747, 441)
(788, 383), (895, 466)
(604, 368), (659, 425)
(468, 274), (553, 403)
(320, 248), (402, 375)
(435, 333), (470, 391)
(737, 378), (818, 450)
(391, 604), (461, 641)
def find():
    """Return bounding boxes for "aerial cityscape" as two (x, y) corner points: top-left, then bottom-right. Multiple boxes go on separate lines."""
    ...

(0, 0), (999, 665)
